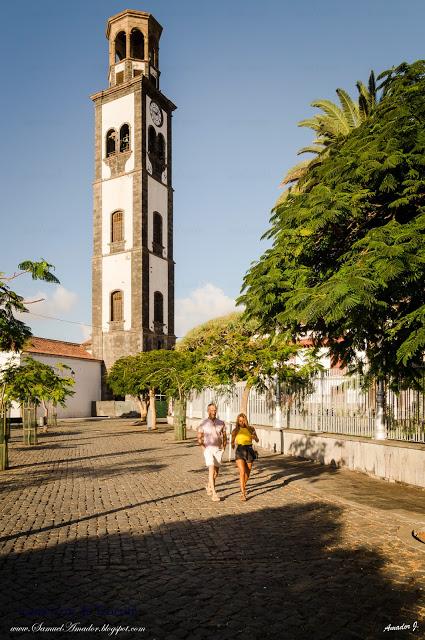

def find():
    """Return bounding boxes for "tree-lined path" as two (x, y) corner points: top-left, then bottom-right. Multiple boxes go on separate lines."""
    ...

(1, 419), (425, 639)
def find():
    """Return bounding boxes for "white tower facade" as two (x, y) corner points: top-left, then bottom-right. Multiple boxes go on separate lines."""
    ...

(90, 10), (176, 394)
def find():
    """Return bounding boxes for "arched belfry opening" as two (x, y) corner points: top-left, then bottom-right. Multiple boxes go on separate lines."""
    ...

(106, 129), (116, 157)
(120, 124), (130, 152)
(130, 28), (144, 59)
(115, 31), (126, 62)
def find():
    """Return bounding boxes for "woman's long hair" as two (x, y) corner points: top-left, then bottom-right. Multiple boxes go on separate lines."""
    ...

(235, 413), (249, 430)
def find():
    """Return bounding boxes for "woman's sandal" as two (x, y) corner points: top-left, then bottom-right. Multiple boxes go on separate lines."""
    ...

(240, 492), (247, 501)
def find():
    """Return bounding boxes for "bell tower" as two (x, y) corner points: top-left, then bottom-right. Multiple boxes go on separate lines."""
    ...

(91, 10), (176, 392)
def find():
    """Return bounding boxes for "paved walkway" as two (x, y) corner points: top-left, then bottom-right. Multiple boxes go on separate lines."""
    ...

(1, 419), (425, 640)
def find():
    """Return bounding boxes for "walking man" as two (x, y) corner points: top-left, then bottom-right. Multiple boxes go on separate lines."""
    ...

(197, 402), (227, 502)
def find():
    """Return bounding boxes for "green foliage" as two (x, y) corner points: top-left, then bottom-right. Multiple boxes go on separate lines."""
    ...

(239, 60), (425, 388)
(0, 260), (59, 351)
(1, 356), (75, 409)
(178, 312), (319, 394)
(107, 349), (206, 403)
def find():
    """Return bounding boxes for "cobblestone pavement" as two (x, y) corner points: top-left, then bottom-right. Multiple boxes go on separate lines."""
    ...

(1, 419), (425, 640)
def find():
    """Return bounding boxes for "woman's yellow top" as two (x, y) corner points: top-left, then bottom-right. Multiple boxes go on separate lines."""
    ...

(235, 426), (253, 446)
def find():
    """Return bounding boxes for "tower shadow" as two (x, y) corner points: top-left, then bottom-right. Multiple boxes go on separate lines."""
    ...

(0, 501), (422, 640)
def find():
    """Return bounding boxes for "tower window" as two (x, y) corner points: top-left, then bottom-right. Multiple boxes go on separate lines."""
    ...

(130, 28), (144, 60)
(111, 211), (124, 243)
(120, 124), (130, 152)
(148, 126), (156, 155)
(111, 290), (123, 322)
(157, 134), (166, 172)
(148, 127), (166, 181)
(106, 129), (116, 157)
(115, 31), (126, 62)
(115, 71), (124, 85)
(153, 212), (163, 256)
(154, 291), (164, 327)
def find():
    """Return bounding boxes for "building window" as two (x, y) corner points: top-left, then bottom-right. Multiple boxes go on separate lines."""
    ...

(106, 129), (116, 157)
(148, 127), (166, 181)
(120, 124), (130, 152)
(153, 212), (163, 256)
(111, 290), (123, 322)
(148, 125), (156, 155)
(130, 28), (144, 60)
(111, 211), (124, 243)
(154, 291), (164, 327)
(157, 134), (166, 172)
(115, 31), (126, 62)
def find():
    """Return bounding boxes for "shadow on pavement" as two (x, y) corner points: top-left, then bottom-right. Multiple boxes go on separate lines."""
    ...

(0, 502), (422, 640)
(0, 458), (169, 495)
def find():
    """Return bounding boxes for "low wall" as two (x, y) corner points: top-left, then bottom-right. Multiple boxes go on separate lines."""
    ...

(258, 424), (425, 489)
(95, 400), (140, 418)
(186, 417), (425, 489)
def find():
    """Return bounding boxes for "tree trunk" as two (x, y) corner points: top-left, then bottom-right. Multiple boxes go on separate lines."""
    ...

(0, 409), (9, 471)
(241, 383), (252, 416)
(137, 396), (148, 423)
(41, 399), (48, 432)
(149, 388), (157, 430)
(174, 399), (187, 441)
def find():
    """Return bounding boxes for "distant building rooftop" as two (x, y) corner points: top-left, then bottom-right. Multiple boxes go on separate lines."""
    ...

(23, 337), (100, 361)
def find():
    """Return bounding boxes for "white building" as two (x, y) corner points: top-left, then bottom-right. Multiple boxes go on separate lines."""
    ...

(0, 337), (102, 420)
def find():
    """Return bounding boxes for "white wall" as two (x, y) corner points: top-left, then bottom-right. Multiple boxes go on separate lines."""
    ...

(101, 93), (135, 179)
(0, 352), (101, 419)
(101, 174), (134, 253)
(102, 252), (132, 331)
(30, 354), (101, 419)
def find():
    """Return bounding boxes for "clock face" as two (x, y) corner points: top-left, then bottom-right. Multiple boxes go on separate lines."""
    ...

(150, 101), (163, 126)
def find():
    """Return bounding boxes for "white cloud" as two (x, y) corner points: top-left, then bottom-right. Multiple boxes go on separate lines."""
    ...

(25, 285), (78, 316)
(175, 283), (241, 338)
(15, 286), (81, 342)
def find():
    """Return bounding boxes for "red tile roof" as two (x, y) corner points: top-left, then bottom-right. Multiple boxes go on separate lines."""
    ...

(23, 337), (101, 361)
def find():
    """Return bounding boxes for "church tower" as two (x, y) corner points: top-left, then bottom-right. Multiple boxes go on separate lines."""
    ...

(90, 10), (176, 389)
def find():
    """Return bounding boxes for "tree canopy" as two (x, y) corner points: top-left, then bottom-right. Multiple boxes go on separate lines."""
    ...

(1, 356), (75, 411)
(178, 312), (319, 412)
(0, 260), (59, 351)
(239, 61), (425, 388)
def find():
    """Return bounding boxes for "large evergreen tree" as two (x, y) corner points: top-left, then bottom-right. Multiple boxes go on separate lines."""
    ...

(239, 61), (425, 388)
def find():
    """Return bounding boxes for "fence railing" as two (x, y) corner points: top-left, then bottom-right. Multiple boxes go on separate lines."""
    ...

(188, 371), (425, 444)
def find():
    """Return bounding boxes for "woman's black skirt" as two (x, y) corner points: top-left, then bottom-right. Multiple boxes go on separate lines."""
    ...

(235, 444), (256, 463)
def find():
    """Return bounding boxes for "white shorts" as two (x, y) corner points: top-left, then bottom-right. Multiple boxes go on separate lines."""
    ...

(203, 446), (223, 468)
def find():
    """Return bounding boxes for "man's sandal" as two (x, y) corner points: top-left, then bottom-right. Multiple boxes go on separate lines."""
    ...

(211, 493), (221, 502)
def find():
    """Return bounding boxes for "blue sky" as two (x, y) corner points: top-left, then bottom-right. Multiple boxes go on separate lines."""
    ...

(1, 0), (424, 341)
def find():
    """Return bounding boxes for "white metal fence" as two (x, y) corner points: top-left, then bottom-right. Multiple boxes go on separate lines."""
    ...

(188, 370), (425, 444)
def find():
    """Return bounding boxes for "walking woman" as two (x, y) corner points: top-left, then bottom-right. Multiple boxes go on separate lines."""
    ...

(231, 413), (259, 501)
